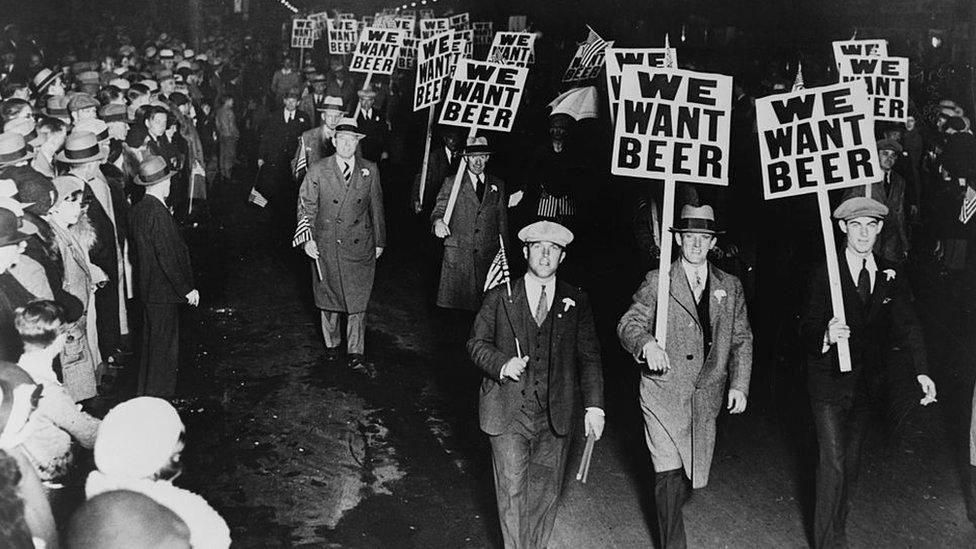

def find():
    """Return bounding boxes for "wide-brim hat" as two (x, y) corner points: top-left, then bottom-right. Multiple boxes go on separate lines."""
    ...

(73, 118), (110, 143)
(669, 205), (724, 234)
(134, 155), (176, 186)
(309, 73), (328, 84)
(0, 206), (31, 247)
(32, 68), (59, 93)
(321, 96), (345, 113)
(334, 117), (365, 138)
(99, 103), (128, 123)
(4, 118), (42, 148)
(357, 86), (377, 99)
(0, 133), (35, 167)
(56, 131), (108, 164)
(462, 136), (491, 156)
(45, 95), (72, 120)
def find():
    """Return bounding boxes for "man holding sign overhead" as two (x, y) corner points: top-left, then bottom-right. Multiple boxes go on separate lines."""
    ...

(800, 196), (936, 549)
(617, 204), (752, 549)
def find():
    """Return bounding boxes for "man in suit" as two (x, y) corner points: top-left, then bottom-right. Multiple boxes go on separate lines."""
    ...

(258, 88), (311, 244)
(298, 73), (329, 127)
(468, 220), (604, 549)
(842, 139), (910, 264)
(412, 125), (463, 217)
(617, 205), (753, 549)
(800, 197), (936, 548)
(292, 96), (343, 182)
(354, 86), (387, 163)
(128, 156), (199, 397)
(325, 58), (357, 116)
(298, 118), (385, 372)
(432, 137), (508, 312)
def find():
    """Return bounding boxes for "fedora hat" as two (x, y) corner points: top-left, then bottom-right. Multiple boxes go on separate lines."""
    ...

(334, 118), (365, 138)
(56, 131), (107, 164)
(68, 93), (99, 113)
(45, 95), (71, 121)
(669, 205), (724, 235)
(73, 118), (110, 143)
(4, 118), (43, 148)
(310, 73), (328, 84)
(99, 103), (127, 123)
(321, 96), (345, 113)
(0, 206), (31, 247)
(134, 155), (176, 186)
(0, 133), (34, 167)
(51, 175), (85, 207)
(357, 86), (377, 99)
(462, 136), (491, 156)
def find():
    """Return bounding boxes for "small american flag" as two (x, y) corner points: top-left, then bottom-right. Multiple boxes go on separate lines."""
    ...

(960, 185), (976, 224)
(248, 188), (268, 208)
(293, 139), (308, 180)
(579, 27), (608, 68)
(484, 240), (511, 292)
(292, 215), (313, 247)
(792, 61), (805, 92)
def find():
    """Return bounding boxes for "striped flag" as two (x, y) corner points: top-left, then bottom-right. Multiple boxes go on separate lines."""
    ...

(292, 215), (313, 247)
(483, 242), (511, 292)
(792, 61), (805, 92)
(248, 188), (268, 208)
(663, 33), (675, 68)
(579, 26), (608, 68)
(961, 185), (976, 224)
(292, 139), (308, 180)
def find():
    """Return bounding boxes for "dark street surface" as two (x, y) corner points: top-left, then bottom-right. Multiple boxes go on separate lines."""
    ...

(158, 176), (976, 548)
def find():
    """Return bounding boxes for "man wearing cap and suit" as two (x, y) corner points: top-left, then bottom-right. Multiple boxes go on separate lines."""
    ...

(128, 156), (199, 398)
(468, 220), (604, 549)
(431, 136), (508, 312)
(355, 86), (387, 163)
(800, 196), (936, 549)
(298, 118), (385, 370)
(257, 88), (310, 240)
(841, 138), (910, 264)
(617, 204), (753, 549)
(292, 96), (344, 181)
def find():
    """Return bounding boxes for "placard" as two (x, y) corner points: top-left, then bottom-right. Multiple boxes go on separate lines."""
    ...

(396, 16), (416, 36)
(837, 56), (909, 122)
(488, 32), (536, 67)
(449, 13), (470, 30)
(308, 12), (330, 40)
(327, 19), (359, 55)
(757, 81), (880, 199)
(421, 18), (450, 40)
(291, 19), (315, 49)
(439, 59), (528, 132)
(419, 9), (435, 20)
(563, 40), (614, 83)
(612, 67), (733, 186)
(458, 30), (474, 58)
(399, 37), (418, 70)
(350, 28), (405, 75)
(402, 9), (417, 18)
(414, 30), (456, 111)
(831, 39), (888, 70)
(473, 22), (494, 46)
(605, 47), (678, 120)
(508, 15), (527, 32)
(337, 13), (355, 20)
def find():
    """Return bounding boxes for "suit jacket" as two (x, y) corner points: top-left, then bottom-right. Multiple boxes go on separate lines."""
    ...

(258, 109), (311, 165)
(292, 127), (336, 181)
(617, 261), (753, 488)
(468, 278), (604, 436)
(800, 251), (927, 405)
(297, 155), (386, 313)
(128, 195), (193, 304)
(356, 110), (387, 163)
(298, 93), (328, 127)
(411, 145), (459, 215)
(431, 171), (508, 311)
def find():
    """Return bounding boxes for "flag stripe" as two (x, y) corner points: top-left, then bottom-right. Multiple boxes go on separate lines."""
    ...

(292, 216), (313, 247)
(484, 245), (511, 292)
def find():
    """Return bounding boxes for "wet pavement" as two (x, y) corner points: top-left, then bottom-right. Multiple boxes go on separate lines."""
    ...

(107, 178), (976, 548)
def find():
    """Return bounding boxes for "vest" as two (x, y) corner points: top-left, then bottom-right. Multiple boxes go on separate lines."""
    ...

(696, 275), (713, 358)
(520, 291), (554, 411)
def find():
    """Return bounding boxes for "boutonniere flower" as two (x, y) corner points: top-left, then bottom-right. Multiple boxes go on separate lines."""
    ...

(562, 297), (576, 312)
(713, 289), (727, 303)
(882, 297), (892, 305)
(360, 168), (370, 178)
(883, 269), (896, 281)
(490, 184), (498, 193)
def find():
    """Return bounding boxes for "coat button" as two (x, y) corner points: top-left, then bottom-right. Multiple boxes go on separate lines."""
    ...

(686, 354), (694, 360)
(333, 199), (339, 204)
(474, 228), (480, 233)
(336, 239), (341, 244)
(521, 390), (526, 396)
(354, 239), (359, 243)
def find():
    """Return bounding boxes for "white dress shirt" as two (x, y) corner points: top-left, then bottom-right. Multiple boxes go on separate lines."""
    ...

(469, 171), (484, 191)
(680, 259), (709, 300)
(337, 156), (355, 176)
(524, 274), (555, 316)
(845, 248), (877, 291)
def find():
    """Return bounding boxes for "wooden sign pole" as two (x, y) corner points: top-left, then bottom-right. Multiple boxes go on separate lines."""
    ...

(442, 126), (477, 226)
(654, 179), (676, 347)
(815, 187), (853, 372)
(351, 72), (374, 120)
(417, 107), (437, 206)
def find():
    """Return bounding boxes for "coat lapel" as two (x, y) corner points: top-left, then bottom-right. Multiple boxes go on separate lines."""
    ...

(668, 260), (700, 327)
(837, 251), (866, 325)
(707, 265), (724, 344)
(461, 171), (480, 208)
(866, 256), (892, 321)
(501, 277), (530, 354)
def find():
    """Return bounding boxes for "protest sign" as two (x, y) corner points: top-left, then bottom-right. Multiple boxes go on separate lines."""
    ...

(291, 19), (315, 49)
(350, 27), (404, 75)
(419, 9), (435, 20)
(402, 9), (417, 18)
(612, 66), (732, 347)
(439, 59), (529, 224)
(612, 67), (733, 186)
(338, 13), (355, 20)
(831, 39), (888, 70)
(373, 14), (397, 29)
(837, 55), (909, 122)
(308, 12), (329, 40)
(396, 16), (416, 36)
(473, 22), (494, 45)
(604, 47), (678, 120)
(449, 13), (470, 30)
(757, 81), (880, 199)
(398, 37), (418, 70)
(563, 39), (614, 83)
(414, 30), (456, 111)
(421, 18), (450, 39)
(488, 32), (536, 67)
(362, 16), (375, 27)
(508, 15), (527, 32)
(756, 80), (881, 372)
(458, 30), (474, 58)
(327, 19), (359, 55)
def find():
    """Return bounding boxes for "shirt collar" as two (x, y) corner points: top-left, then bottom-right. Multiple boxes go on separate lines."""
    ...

(680, 258), (708, 281)
(845, 248), (877, 276)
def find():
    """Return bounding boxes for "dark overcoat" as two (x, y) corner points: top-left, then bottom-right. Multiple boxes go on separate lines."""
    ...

(617, 261), (753, 488)
(468, 278), (604, 436)
(297, 155), (386, 313)
(431, 171), (508, 311)
(128, 195), (194, 304)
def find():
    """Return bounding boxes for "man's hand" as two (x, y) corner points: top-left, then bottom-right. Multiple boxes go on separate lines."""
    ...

(584, 409), (605, 440)
(375, 247), (384, 259)
(413, 200), (422, 214)
(909, 205), (919, 219)
(640, 340), (670, 373)
(824, 317), (850, 346)
(500, 356), (528, 382)
(727, 389), (747, 414)
(433, 219), (451, 238)
(303, 240), (319, 259)
(185, 289), (200, 307)
(257, 158), (265, 168)
(917, 374), (937, 405)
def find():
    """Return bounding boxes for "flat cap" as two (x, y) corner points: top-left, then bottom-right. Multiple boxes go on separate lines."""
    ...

(876, 138), (903, 154)
(518, 220), (574, 247)
(109, 77), (130, 91)
(77, 70), (101, 85)
(99, 103), (127, 123)
(68, 93), (99, 112)
(833, 196), (888, 220)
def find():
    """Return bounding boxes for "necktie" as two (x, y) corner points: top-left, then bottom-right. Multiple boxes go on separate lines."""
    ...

(534, 285), (549, 326)
(694, 270), (704, 303)
(884, 172), (890, 193)
(857, 259), (871, 305)
(285, 111), (292, 123)
(342, 161), (351, 182)
(475, 174), (485, 201)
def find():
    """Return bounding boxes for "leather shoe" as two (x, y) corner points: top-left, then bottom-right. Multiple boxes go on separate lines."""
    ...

(348, 354), (377, 378)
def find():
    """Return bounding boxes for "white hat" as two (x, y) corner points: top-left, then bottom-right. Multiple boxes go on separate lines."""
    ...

(518, 221), (574, 247)
(94, 397), (185, 479)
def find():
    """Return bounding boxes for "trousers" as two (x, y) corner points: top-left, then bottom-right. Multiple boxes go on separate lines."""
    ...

(138, 303), (180, 397)
(320, 310), (365, 354)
